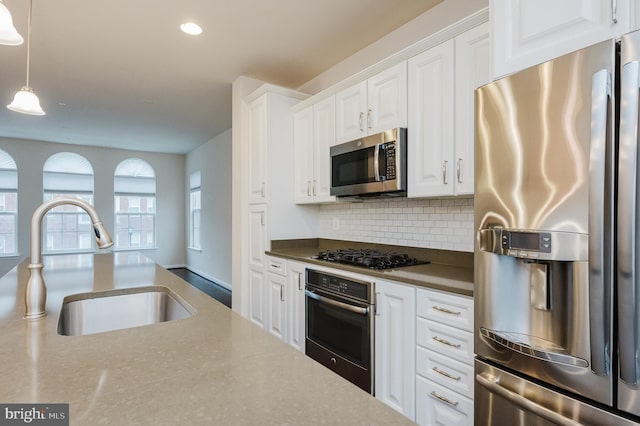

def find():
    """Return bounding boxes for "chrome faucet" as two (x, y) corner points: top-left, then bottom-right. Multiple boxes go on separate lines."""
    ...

(25, 197), (114, 320)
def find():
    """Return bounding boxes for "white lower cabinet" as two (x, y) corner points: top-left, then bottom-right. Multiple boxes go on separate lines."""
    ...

(287, 261), (306, 353)
(415, 288), (474, 426)
(416, 376), (473, 426)
(249, 268), (266, 328)
(266, 272), (287, 341)
(374, 279), (416, 421)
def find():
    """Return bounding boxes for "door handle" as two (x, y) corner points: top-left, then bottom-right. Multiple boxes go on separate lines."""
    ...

(588, 68), (612, 377)
(618, 61), (640, 384)
(476, 374), (582, 426)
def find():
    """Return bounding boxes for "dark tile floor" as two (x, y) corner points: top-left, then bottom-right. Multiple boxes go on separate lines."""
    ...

(169, 268), (232, 308)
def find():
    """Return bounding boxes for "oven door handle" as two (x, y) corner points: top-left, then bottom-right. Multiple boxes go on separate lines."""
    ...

(305, 290), (370, 315)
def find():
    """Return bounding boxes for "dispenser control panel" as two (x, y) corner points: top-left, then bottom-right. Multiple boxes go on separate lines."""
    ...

(501, 231), (551, 258)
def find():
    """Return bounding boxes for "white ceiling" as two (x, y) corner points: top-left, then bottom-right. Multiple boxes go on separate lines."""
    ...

(0, 0), (441, 154)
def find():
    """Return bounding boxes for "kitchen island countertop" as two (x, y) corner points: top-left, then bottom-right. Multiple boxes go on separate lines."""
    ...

(0, 253), (414, 425)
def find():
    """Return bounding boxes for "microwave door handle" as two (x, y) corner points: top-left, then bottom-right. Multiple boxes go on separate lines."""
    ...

(588, 69), (611, 377)
(374, 144), (381, 181)
(618, 60), (640, 384)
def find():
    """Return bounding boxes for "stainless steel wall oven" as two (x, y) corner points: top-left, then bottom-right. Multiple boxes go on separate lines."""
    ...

(305, 268), (375, 394)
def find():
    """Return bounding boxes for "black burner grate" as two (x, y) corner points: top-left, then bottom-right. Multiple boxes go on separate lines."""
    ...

(315, 249), (429, 270)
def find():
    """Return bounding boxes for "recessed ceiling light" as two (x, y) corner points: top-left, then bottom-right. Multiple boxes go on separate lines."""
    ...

(180, 22), (202, 36)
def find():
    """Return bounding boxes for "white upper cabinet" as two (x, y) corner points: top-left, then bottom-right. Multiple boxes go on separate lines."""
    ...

(313, 96), (336, 202)
(408, 22), (490, 198)
(294, 96), (337, 204)
(248, 95), (268, 204)
(335, 62), (407, 144)
(293, 106), (314, 203)
(492, 0), (635, 78)
(408, 39), (455, 198)
(454, 22), (491, 195)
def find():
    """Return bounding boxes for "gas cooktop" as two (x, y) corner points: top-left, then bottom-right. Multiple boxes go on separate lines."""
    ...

(313, 248), (429, 270)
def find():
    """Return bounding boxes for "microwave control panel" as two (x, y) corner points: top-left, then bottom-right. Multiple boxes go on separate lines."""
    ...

(381, 142), (396, 180)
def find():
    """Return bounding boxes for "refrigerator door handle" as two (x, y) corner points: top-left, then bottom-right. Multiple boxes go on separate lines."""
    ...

(588, 69), (611, 377)
(476, 373), (582, 426)
(618, 60), (640, 385)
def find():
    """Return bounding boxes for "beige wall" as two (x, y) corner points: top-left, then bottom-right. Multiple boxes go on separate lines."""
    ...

(297, 0), (489, 95)
(185, 129), (232, 288)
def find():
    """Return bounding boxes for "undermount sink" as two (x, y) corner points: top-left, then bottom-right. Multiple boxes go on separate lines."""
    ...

(57, 286), (195, 336)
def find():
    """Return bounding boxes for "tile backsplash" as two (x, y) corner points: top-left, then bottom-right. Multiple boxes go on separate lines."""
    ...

(319, 196), (474, 252)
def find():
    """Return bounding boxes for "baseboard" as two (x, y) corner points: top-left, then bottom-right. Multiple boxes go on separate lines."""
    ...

(164, 263), (187, 269)
(184, 265), (232, 291)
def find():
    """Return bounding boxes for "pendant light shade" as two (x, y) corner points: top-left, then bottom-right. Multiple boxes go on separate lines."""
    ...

(7, 86), (44, 115)
(0, 1), (23, 46)
(7, 0), (45, 116)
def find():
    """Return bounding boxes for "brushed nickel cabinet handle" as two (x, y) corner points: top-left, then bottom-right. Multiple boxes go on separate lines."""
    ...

(359, 112), (364, 131)
(307, 180), (311, 197)
(433, 335), (461, 348)
(433, 305), (461, 316)
(457, 158), (462, 183)
(442, 160), (448, 184)
(367, 109), (372, 129)
(612, 0), (618, 23)
(433, 366), (461, 381)
(430, 391), (459, 407)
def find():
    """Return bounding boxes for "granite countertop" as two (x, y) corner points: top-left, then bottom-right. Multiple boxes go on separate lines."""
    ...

(266, 239), (474, 297)
(0, 253), (414, 425)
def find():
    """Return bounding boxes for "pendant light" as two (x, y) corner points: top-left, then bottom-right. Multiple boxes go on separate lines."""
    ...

(0, 0), (23, 45)
(7, 0), (44, 115)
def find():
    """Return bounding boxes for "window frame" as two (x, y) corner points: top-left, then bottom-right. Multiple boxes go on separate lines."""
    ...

(113, 158), (157, 252)
(189, 186), (202, 250)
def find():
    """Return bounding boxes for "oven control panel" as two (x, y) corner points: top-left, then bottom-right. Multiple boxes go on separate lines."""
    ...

(305, 269), (371, 303)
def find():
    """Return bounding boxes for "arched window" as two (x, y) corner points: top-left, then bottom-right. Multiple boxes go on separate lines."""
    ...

(0, 149), (18, 256)
(189, 171), (201, 250)
(43, 152), (94, 253)
(114, 158), (156, 250)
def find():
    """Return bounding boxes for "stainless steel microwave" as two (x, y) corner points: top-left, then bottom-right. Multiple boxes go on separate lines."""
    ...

(330, 128), (407, 197)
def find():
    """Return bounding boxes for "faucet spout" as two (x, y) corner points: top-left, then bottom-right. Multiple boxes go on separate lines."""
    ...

(25, 197), (114, 320)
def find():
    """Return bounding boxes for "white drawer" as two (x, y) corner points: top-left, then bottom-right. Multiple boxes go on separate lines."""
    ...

(416, 318), (474, 365)
(416, 346), (474, 399)
(415, 376), (473, 426)
(266, 257), (287, 277)
(416, 288), (473, 332)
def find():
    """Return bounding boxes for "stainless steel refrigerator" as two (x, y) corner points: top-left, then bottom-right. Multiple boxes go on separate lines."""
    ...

(474, 30), (640, 425)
